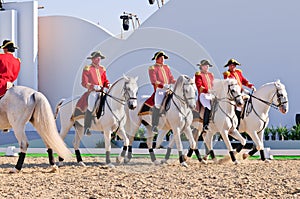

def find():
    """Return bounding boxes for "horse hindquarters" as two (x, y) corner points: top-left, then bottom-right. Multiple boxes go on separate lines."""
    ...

(31, 92), (72, 160)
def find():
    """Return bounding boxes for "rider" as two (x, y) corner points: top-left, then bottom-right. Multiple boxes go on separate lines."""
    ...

(195, 59), (214, 133)
(76, 51), (110, 135)
(223, 58), (256, 129)
(148, 51), (176, 133)
(0, 40), (21, 98)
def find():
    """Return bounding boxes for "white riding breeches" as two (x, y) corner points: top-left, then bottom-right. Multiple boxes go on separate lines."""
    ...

(200, 93), (212, 110)
(87, 91), (99, 111)
(154, 88), (167, 108)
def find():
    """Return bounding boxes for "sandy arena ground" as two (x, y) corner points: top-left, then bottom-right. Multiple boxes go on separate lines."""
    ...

(0, 155), (299, 199)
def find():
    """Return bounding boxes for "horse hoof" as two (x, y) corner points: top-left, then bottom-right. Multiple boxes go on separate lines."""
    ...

(242, 153), (249, 160)
(161, 159), (168, 164)
(124, 157), (130, 164)
(107, 163), (115, 168)
(183, 155), (188, 162)
(78, 161), (87, 167)
(212, 158), (218, 164)
(233, 160), (239, 165)
(153, 160), (161, 165)
(58, 161), (64, 167)
(180, 162), (188, 168)
(50, 165), (59, 173)
(203, 155), (208, 161)
(264, 159), (271, 163)
(116, 156), (124, 164)
(200, 159), (208, 165)
(9, 168), (20, 174)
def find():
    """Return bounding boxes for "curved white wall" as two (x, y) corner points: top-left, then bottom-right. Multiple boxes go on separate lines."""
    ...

(37, 0), (300, 128)
(38, 16), (113, 109)
(139, 0), (300, 127)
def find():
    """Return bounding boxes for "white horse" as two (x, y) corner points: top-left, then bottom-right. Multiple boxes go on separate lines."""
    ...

(0, 86), (72, 173)
(125, 75), (198, 167)
(156, 78), (246, 164)
(239, 80), (288, 161)
(55, 75), (138, 167)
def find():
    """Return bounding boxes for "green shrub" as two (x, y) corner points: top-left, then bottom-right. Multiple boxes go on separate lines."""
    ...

(265, 124), (300, 140)
(289, 125), (300, 140)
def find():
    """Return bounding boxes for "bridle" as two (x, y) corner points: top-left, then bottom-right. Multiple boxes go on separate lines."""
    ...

(170, 79), (196, 131)
(104, 78), (138, 132)
(212, 82), (243, 128)
(105, 79), (137, 106)
(246, 82), (288, 133)
(172, 81), (196, 109)
(250, 83), (288, 111)
(227, 83), (242, 104)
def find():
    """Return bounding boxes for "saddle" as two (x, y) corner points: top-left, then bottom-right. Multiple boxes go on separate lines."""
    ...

(96, 93), (107, 119)
(241, 96), (252, 119)
(138, 92), (173, 116)
(72, 93), (107, 120)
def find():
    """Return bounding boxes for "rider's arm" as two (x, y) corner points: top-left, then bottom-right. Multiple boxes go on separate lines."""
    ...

(149, 65), (163, 89)
(81, 66), (94, 90)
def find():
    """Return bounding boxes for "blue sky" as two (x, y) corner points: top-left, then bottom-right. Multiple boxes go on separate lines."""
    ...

(34, 0), (169, 35)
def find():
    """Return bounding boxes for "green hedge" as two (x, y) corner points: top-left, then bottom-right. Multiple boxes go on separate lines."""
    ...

(264, 124), (300, 140)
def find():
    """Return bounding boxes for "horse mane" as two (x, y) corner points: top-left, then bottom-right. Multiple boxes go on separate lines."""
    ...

(211, 78), (237, 93)
(109, 76), (126, 90)
(260, 79), (282, 87)
(173, 75), (190, 92)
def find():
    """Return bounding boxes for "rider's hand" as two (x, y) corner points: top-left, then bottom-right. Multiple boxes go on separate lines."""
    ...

(163, 84), (170, 90)
(103, 87), (109, 93)
(93, 85), (102, 91)
(251, 86), (256, 92)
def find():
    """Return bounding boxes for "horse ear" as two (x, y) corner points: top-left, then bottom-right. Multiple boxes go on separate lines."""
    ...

(274, 79), (281, 86)
(134, 76), (138, 82)
(123, 74), (129, 81)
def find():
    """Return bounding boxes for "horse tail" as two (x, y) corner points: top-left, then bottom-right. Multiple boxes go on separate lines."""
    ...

(54, 98), (65, 120)
(31, 92), (72, 160)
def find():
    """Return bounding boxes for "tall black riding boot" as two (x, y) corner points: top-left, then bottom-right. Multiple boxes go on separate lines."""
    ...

(202, 107), (211, 133)
(235, 110), (241, 130)
(151, 107), (160, 133)
(84, 110), (92, 136)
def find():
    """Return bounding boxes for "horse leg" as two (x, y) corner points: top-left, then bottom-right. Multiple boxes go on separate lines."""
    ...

(242, 131), (264, 161)
(230, 129), (247, 153)
(125, 135), (135, 163)
(203, 130), (217, 163)
(46, 148), (59, 172)
(185, 128), (199, 158)
(161, 135), (175, 164)
(71, 124), (86, 167)
(116, 128), (129, 164)
(58, 120), (74, 166)
(10, 127), (28, 173)
(257, 131), (269, 162)
(173, 128), (187, 167)
(104, 130), (114, 168)
(220, 130), (238, 164)
(143, 125), (160, 165)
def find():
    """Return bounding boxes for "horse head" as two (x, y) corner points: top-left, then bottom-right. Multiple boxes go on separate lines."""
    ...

(173, 75), (197, 109)
(213, 79), (244, 107)
(122, 75), (138, 110)
(274, 80), (289, 114)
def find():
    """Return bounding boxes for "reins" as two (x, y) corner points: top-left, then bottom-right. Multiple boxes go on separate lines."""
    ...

(244, 83), (288, 133)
